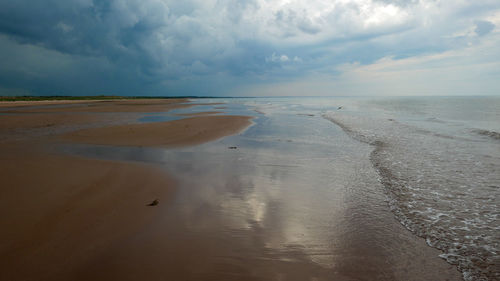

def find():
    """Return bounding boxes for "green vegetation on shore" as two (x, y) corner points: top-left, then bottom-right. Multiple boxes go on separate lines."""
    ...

(0, 95), (214, 101)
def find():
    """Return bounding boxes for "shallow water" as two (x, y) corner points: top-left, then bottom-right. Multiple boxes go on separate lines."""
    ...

(55, 97), (487, 280)
(323, 96), (500, 281)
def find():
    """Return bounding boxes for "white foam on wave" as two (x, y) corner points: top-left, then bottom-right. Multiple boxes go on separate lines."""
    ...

(324, 111), (500, 281)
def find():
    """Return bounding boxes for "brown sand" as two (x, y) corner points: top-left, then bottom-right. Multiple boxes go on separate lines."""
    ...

(0, 99), (236, 143)
(0, 99), (461, 281)
(0, 99), (254, 280)
(0, 99), (192, 113)
(0, 143), (175, 281)
(60, 115), (253, 147)
(0, 113), (102, 131)
(0, 99), (191, 136)
(0, 99), (105, 107)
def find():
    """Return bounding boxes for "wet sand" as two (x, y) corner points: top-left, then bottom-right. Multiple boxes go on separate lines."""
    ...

(0, 142), (175, 281)
(0, 99), (255, 280)
(54, 110), (462, 281)
(0, 99), (105, 108)
(0, 98), (463, 281)
(175, 111), (223, 116)
(60, 115), (253, 147)
(0, 98), (192, 113)
(0, 113), (102, 131)
(0, 99), (192, 140)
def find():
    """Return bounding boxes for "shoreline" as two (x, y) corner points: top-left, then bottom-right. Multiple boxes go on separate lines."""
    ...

(0, 98), (464, 280)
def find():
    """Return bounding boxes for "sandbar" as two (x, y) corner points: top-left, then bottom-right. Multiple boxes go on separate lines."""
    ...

(60, 115), (253, 147)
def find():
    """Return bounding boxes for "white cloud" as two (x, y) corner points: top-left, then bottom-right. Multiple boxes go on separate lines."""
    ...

(239, 32), (500, 96)
(1, 0), (500, 95)
(266, 53), (290, 63)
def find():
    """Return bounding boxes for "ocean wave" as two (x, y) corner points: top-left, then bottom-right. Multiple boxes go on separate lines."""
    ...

(324, 112), (500, 281)
(472, 129), (500, 141)
(425, 117), (448, 123)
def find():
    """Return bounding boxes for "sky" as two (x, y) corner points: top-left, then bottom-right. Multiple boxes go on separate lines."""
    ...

(0, 0), (499, 97)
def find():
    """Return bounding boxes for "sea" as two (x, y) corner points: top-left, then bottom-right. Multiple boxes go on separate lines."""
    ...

(62, 96), (500, 280)
(318, 96), (500, 280)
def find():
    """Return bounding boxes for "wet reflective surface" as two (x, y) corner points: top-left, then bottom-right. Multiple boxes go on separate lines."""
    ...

(58, 98), (462, 280)
(325, 97), (500, 281)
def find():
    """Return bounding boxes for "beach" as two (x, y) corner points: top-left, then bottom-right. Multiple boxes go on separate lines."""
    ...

(2, 0), (498, 279)
(0, 97), (479, 280)
(0, 99), (254, 280)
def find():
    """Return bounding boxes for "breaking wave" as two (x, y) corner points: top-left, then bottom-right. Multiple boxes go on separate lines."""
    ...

(472, 129), (500, 141)
(324, 112), (500, 281)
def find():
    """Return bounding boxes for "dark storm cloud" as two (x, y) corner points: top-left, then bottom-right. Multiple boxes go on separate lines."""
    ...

(0, 0), (499, 96)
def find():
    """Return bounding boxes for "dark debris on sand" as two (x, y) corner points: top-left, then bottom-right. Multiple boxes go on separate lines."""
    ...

(148, 199), (159, 206)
